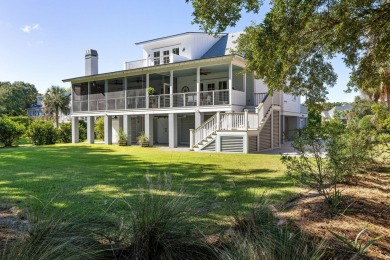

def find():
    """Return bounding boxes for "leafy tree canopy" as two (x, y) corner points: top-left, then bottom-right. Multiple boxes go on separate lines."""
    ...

(0, 81), (38, 116)
(186, 0), (390, 108)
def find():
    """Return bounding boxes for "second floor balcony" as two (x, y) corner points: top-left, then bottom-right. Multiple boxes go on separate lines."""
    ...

(123, 53), (190, 70)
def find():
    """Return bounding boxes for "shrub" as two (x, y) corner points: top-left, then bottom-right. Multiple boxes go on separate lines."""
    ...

(358, 115), (375, 130)
(105, 175), (215, 259)
(79, 119), (87, 141)
(1, 200), (106, 259)
(282, 121), (374, 212)
(219, 193), (326, 259)
(57, 121), (87, 143)
(27, 120), (57, 145)
(8, 116), (30, 129)
(94, 117), (104, 139)
(58, 122), (72, 143)
(0, 117), (25, 147)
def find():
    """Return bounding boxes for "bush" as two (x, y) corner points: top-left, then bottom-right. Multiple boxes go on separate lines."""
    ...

(0, 117), (25, 147)
(282, 120), (374, 212)
(1, 200), (106, 259)
(58, 122), (72, 143)
(79, 119), (87, 141)
(57, 121), (86, 143)
(8, 116), (30, 129)
(27, 120), (57, 145)
(105, 175), (215, 259)
(94, 117), (104, 140)
(358, 115), (375, 130)
(219, 193), (326, 259)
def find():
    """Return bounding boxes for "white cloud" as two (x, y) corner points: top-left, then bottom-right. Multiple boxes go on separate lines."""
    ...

(22, 23), (40, 33)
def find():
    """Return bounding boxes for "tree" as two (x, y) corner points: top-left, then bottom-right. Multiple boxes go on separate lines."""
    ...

(43, 86), (70, 128)
(186, 0), (390, 108)
(0, 81), (38, 116)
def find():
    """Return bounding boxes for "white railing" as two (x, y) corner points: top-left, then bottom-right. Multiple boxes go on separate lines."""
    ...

(254, 93), (267, 105)
(193, 115), (218, 145)
(248, 113), (259, 129)
(124, 54), (190, 70)
(127, 96), (146, 109)
(173, 92), (198, 107)
(220, 113), (245, 130)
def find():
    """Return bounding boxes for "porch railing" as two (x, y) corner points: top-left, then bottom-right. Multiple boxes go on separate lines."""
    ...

(124, 53), (190, 70)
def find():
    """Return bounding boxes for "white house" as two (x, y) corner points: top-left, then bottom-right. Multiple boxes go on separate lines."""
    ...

(63, 32), (307, 153)
(27, 95), (44, 118)
(321, 103), (352, 122)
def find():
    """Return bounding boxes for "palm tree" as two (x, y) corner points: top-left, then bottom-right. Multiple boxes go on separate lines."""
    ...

(43, 86), (70, 128)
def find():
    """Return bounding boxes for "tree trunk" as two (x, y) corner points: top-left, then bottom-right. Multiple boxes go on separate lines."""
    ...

(55, 108), (59, 128)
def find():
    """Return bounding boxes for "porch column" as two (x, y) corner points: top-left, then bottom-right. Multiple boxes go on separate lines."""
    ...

(216, 112), (221, 131)
(170, 70), (173, 108)
(196, 67), (200, 106)
(168, 113), (177, 148)
(145, 114), (154, 146)
(87, 116), (94, 144)
(124, 77), (127, 110)
(228, 62), (233, 105)
(123, 115), (132, 145)
(71, 116), (79, 143)
(195, 110), (204, 128)
(189, 129), (194, 149)
(146, 73), (150, 108)
(104, 115), (112, 145)
(105, 79), (108, 110)
(87, 82), (91, 111)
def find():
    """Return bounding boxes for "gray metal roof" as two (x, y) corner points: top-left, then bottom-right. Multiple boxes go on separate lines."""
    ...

(135, 32), (226, 46)
(201, 35), (229, 59)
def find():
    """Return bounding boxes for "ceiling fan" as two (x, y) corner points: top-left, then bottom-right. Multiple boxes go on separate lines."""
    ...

(200, 69), (212, 75)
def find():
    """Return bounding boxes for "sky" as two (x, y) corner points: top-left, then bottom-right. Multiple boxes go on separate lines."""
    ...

(0, 0), (358, 102)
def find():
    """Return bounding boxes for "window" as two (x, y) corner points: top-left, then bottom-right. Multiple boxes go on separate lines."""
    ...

(172, 48), (179, 55)
(163, 50), (170, 64)
(207, 83), (215, 91)
(219, 81), (227, 90)
(154, 51), (160, 65)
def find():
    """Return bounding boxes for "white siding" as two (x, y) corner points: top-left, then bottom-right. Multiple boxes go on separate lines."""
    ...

(282, 93), (301, 113)
(254, 79), (268, 93)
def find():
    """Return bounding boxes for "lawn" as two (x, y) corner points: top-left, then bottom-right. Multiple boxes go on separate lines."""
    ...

(0, 144), (299, 222)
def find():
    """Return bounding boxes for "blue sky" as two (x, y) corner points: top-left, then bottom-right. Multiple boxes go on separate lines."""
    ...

(0, 0), (357, 102)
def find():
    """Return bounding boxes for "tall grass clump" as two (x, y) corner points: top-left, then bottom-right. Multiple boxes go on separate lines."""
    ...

(105, 174), (215, 260)
(218, 193), (326, 260)
(1, 199), (106, 260)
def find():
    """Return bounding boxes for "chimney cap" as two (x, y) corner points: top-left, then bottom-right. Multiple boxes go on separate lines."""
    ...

(85, 49), (98, 57)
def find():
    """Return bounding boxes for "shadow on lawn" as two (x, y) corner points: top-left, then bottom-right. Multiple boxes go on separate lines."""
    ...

(0, 145), (297, 222)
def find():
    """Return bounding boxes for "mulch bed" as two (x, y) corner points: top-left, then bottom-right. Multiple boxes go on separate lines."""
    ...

(277, 171), (390, 259)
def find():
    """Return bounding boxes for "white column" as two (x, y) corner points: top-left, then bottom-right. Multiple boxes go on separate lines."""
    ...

(216, 112), (221, 131)
(87, 82), (90, 111)
(189, 129), (194, 149)
(168, 113), (177, 148)
(104, 115), (112, 145)
(123, 115), (132, 145)
(146, 73), (150, 108)
(244, 109), (248, 130)
(145, 114), (154, 146)
(228, 62), (233, 105)
(170, 70), (173, 108)
(124, 77), (127, 110)
(196, 67), (200, 106)
(87, 116), (94, 144)
(72, 116), (79, 143)
(243, 134), (249, 154)
(105, 79), (108, 111)
(195, 111), (204, 128)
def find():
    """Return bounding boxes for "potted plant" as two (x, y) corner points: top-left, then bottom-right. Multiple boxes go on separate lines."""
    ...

(118, 128), (128, 146)
(137, 131), (149, 147)
(147, 87), (158, 108)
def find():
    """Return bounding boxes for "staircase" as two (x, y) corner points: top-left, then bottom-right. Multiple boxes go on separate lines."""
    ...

(191, 93), (280, 152)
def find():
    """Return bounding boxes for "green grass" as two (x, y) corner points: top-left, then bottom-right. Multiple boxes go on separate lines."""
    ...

(0, 144), (299, 223)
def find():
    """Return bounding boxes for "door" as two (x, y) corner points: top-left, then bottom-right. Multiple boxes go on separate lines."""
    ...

(157, 117), (169, 144)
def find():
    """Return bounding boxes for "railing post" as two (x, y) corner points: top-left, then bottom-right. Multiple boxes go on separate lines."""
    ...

(244, 109), (248, 130)
(212, 91), (215, 105)
(216, 112), (220, 131)
(190, 129), (194, 149)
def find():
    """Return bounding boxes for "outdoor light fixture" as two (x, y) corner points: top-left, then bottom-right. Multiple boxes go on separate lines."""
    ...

(182, 47), (185, 52)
